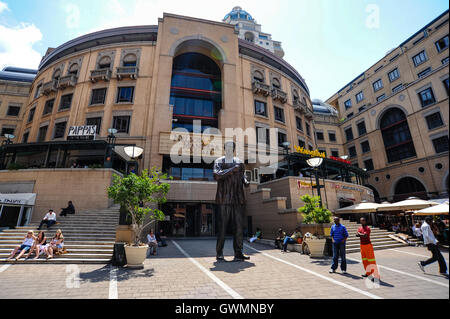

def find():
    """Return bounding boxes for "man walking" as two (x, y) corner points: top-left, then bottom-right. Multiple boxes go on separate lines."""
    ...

(418, 217), (448, 276)
(357, 217), (380, 281)
(330, 216), (348, 274)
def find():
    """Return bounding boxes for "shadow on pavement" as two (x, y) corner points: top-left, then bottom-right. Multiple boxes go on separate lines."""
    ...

(209, 260), (255, 274)
(79, 264), (155, 283)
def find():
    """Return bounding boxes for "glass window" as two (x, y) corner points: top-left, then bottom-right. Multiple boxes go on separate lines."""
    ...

(357, 121), (367, 136)
(27, 108), (35, 123)
(253, 71), (264, 83)
(256, 127), (270, 145)
(412, 50), (427, 67)
(344, 99), (352, 110)
(442, 57), (450, 65)
(305, 122), (310, 136)
(90, 88), (107, 105)
(358, 105), (366, 112)
(328, 132), (336, 142)
(345, 127), (354, 141)
(22, 132), (29, 143)
(417, 67), (431, 78)
(43, 99), (54, 115)
(355, 91), (364, 103)
(37, 126), (48, 142)
(277, 132), (287, 147)
(373, 79), (383, 92)
(316, 132), (324, 141)
(7, 105), (20, 116)
(296, 116), (303, 131)
(388, 68), (400, 82)
(418, 88), (436, 107)
(112, 116), (131, 134)
(364, 159), (374, 171)
(331, 150), (339, 157)
(272, 78), (281, 89)
(425, 112), (443, 130)
(98, 56), (111, 69)
(34, 84), (42, 99)
(1, 127), (14, 136)
(86, 117), (102, 134)
(376, 94), (386, 103)
(432, 136), (449, 153)
(254, 100), (267, 116)
(392, 84), (403, 93)
(347, 112), (354, 119)
(274, 106), (285, 123)
(53, 122), (67, 139)
(443, 78), (449, 96)
(116, 87), (134, 103)
(123, 54), (137, 67)
(361, 140), (371, 153)
(298, 139), (305, 148)
(59, 94), (73, 110)
(348, 146), (357, 158)
(380, 108), (416, 162)
(435, 35), (449, 52)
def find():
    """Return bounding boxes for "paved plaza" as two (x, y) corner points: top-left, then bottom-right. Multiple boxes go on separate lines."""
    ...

(0, 239), (448, 299)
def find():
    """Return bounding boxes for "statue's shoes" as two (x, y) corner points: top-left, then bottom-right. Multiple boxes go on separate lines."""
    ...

(233, 254), (250, 261)
(216, 254), (225, 261)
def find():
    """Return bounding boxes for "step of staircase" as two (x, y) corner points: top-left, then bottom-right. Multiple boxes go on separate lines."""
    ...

(0, 207), (120, 264)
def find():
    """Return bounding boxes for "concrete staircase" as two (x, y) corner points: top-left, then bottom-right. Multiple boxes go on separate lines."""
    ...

(0, 207), (119, 264)
(341, 219), (417, 254)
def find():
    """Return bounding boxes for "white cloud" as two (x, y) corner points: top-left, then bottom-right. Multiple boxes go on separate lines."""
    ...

(0, 23), (43, 70)
(0, 1), (10, 14)
(65, 3), (80, 29)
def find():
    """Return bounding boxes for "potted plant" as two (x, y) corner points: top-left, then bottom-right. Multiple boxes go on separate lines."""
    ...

(298, 195), (332, 258)
(107, 167), (171, 268)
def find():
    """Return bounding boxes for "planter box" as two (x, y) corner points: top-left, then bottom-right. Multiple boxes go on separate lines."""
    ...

(305, 238), (326, 258)
(300, 223), (332, 236)
(125, 245), (148, 268)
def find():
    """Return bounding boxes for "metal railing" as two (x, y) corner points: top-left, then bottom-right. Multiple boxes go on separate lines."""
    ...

(90, 68), (112, 82)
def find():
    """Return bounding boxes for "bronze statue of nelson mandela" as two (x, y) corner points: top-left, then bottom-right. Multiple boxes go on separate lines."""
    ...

(214, 141), (250, 261)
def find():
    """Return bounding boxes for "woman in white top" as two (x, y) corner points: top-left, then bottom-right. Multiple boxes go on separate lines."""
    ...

(7, 231), (35, 261)
(46, 229), (64, 260)
(26, 231), (47, 260)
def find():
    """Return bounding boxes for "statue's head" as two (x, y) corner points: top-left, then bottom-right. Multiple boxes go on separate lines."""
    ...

(224, 141), (236, 156)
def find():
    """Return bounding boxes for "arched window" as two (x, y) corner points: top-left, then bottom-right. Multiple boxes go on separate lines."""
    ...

(253, 71), (264, 83)
(123, 54), (137, 67)
(292, 89), (299, 103)
(170, 52), (221, 133)
(244, 32), (254, 43)
(68, 63), (78, 76)
(394, 177), (427, 200)
(380, 108), (416, 162)
(364, 184), (380, 203)
(53, 69), (61, 80)
(272, 78), (281, 89)
(98, 56), (111, 69)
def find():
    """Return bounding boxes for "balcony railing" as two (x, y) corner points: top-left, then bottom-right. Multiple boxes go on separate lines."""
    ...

(116, 66), (139, 80)
(271, 88), (288, 103)
(252, 81), (271, 96)
(57, 74), (78, 89)
(90, 68), (112, 82)
(42, 80), (58, 95)
(305, 107), (314, 119)
(293, 99), (306, 113)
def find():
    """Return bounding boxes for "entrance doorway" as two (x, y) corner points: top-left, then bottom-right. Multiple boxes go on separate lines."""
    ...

(0, 206), (21, 228)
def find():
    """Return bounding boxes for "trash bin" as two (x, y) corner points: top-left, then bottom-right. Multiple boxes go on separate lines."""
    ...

(112, 242), (127, 266)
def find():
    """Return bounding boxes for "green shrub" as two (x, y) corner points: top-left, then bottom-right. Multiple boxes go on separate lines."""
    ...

(7, 163), (26, 170)
(298, 194), (332, 224)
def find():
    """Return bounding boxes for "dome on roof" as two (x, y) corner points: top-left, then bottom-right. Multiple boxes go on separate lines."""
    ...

(223, 6), (254, 22)
(312, 100), (338, 116)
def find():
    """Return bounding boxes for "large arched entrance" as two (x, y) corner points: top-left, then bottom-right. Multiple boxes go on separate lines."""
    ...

(364, 184), (381, 203)
(380, 108), (416, 163)
(393, 176), (427, 201)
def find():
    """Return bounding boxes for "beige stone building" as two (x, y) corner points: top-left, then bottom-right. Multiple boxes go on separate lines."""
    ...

(318, 9), (449, 202)
(0, 9), (373, 235)
(0, 67), (36, 144)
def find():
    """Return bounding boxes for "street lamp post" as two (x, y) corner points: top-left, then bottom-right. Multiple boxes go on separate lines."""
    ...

(306, 157), (324, 207)
(124, 146), (144, 175)
(105, 128), (117, 168)
(282, 141), (293, 176)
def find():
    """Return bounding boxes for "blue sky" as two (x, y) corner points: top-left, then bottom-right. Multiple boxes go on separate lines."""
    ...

(0, 0), (448, 100)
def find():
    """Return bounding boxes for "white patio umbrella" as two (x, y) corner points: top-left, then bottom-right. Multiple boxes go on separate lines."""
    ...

(414, 202), (449, 216)
(334, 201), (382, 214)
(377, 197), (438, 212)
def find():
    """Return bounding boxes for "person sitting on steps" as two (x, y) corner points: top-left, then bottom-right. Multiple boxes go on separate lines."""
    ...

(46, 229), (64, 260)
(60, 201), (75, 216)
(38, 210), (56, 230)
(7, 231), (35, 261)
(26, 231), (47, 260)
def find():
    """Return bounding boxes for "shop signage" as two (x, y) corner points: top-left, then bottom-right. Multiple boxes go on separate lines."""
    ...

(297, 180), (317, 188)
(329, 156), (351, 165)
(294, 146), (325, 158)
(67, 125), (97, 140)
(0, 193), (36, 206)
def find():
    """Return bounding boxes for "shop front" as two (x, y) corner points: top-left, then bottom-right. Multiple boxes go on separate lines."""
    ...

(0, 193), (36, 228)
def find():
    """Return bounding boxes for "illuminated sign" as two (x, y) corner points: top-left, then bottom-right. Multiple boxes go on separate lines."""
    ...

(297, 180), (317, 188)
(294, 146), (325, 158)
(329, 156), (351, 165)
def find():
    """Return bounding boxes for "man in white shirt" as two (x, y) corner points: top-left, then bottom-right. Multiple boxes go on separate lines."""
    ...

(38, 210), (56, 230)
(418, 217), (447, 276)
